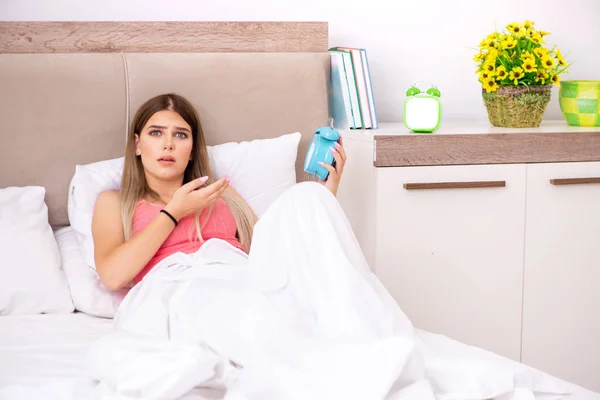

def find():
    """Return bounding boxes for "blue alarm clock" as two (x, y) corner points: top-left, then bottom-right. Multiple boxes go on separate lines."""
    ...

(304, 123), (340, 181)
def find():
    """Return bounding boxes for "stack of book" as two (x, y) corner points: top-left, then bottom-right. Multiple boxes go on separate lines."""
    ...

(329, 47), (378, 130)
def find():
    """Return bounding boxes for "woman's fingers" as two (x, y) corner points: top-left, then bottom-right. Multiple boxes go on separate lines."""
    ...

(215, 177), (230, 195)
(335, 139), (346, 164)
(187, 176), (227, 200)
(206, 181), (230, 203)
(182, 176), (209, 192)
(330, 147), (344, 175)
(319, 162), (337, 180)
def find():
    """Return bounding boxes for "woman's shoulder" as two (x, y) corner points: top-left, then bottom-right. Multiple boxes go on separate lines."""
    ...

(94, 190), (121, 214)
(96, 189), (121, 204)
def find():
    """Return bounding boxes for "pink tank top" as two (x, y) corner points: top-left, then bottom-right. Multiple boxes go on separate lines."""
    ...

(132, 198), (244, 283)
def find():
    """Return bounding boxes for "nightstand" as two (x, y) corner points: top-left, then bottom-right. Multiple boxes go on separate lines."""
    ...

(335, 120), (600, 392)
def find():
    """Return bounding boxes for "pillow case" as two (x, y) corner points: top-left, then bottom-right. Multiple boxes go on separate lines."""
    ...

(0, 186), (74, 315)
(68, 157), (124, 270)
(68, 132), (301, 270)
(207, 131), (301, 215)
(54, 226), (127, 318)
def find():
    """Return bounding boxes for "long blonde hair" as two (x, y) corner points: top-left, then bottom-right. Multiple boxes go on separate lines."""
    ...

(120, 93), (256, 252)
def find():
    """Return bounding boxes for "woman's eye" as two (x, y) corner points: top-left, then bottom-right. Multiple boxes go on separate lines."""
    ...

(176, 132), (188, 139)
(149, 130), (161, 136)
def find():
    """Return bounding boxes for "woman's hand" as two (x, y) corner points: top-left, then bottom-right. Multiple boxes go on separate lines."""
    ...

(318, 136), (347, 197)
(164, 176), (230, 221)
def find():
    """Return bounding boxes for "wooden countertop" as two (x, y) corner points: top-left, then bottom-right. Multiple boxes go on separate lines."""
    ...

(340, 120), (600, 167)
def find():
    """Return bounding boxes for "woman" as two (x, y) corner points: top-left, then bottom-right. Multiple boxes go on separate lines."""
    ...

(92, 93), (347, 291)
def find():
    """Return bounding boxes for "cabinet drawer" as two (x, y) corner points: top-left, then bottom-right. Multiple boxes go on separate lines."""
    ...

(374, 164), (526, 361)
(522, 161), (600, 391)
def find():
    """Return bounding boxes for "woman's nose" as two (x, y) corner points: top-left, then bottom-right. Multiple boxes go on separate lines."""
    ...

(163, 137), (174, 150)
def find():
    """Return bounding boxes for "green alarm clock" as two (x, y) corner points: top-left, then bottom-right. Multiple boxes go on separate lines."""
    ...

(403, 83), (442, 133)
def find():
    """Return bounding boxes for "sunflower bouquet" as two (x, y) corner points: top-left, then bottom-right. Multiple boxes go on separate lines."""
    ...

(474, 21), (570, 127)
(475, 20), (569, 93)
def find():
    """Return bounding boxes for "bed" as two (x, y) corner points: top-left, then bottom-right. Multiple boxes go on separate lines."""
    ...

(2, 312), (600, 399)
(0, 21), (599, 400)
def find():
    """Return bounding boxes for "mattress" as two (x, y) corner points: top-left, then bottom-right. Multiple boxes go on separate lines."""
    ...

(1, 312), (599, 400)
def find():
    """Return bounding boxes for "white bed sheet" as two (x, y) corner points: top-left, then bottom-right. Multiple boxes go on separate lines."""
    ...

(413, 330), (600, 400)
(0, 313), (224, 399)
(0, 312), (598, 400)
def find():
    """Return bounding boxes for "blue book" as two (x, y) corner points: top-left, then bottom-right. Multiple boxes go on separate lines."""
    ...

(329, 49), (362, 129)
(360, 48), (378, 129)
(329, 51), (355, 129)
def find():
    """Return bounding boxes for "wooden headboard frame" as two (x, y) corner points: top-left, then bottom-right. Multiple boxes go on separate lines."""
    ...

(0, 21), (328, 53)
(0, 22), (330, 226)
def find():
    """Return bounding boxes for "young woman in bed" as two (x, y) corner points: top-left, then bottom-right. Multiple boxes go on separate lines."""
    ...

(92, 93), (347, 291)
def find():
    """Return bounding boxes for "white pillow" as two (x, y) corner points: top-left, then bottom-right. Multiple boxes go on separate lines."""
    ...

(207, 132), (301, 215)
(54, 226), (127, 318)
(0, 186), (74, 315)
(68, 132), (301, 270)
(68, 157), (124, 270)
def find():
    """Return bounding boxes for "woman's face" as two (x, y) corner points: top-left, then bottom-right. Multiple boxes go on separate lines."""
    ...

(135, 110), (194, 183)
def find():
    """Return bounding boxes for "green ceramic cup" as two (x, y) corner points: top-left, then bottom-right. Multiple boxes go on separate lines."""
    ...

(559, 80), (600, 127)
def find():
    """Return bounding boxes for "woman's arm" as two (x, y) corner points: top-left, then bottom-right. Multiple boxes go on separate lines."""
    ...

(92, 177), (230, 290)
(92, 190), (177, 290)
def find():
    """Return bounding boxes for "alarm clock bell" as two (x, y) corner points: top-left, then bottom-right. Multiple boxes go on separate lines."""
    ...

(403, 83), (442, 133)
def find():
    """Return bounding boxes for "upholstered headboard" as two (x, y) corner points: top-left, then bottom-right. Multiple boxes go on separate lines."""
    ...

(0, 22), (330, 226)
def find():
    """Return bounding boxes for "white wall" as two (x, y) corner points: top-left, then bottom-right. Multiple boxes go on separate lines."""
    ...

(2, 0), (599, 123)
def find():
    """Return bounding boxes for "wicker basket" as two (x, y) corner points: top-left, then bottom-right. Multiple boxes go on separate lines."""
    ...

(482, 85), (552, 128)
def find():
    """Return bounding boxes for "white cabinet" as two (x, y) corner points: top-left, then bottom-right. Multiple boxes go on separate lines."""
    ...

(374, 164), (526, 361)
(335, 122), (600, 391)
(521, 162), (600, 392)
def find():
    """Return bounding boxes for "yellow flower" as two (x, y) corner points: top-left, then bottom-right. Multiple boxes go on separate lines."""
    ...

(541, 55), (555, 69)
(484, 37), (498, 50)
(523, 20), (534, 29)
(522, 59), (536, 73)
(473, 52), (485, 62)
(555, 49), (568, 67)
(487, 32), (500, 41)
(521, 52), (535, 62)
(551, 74), (560, 86)
(509, 67), (524, 85)
(557, 56), (568, 67)
(482, 77), (499, 93)
(483, 60), (496, 74)
(535, 70), (549, 84)
(495, 66), (508, 80)
(555, 48), (562, 58)
(479, 70), (494, 82)
(486, 48), (499, 60)
(533, 47), (547, 59)
(501, 36), (517, 50)
(537, 30), (551, 36)
(507, 22), (524, 36)
(530, 33), (545, 45)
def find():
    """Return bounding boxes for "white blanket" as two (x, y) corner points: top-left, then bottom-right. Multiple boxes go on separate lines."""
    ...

(86, 182), (572, 400)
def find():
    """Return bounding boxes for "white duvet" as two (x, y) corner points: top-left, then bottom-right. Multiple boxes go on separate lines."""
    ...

(84, 182), (572, 400)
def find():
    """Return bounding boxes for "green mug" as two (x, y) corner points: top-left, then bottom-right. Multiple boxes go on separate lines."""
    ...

(559, 80), (600, 127)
